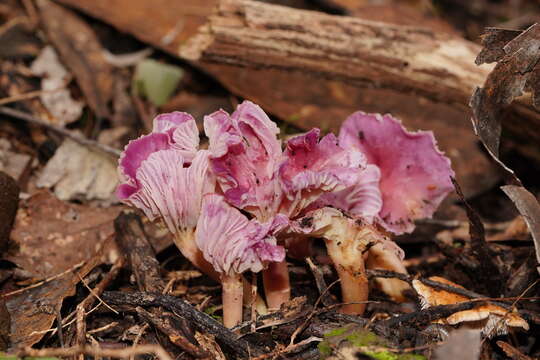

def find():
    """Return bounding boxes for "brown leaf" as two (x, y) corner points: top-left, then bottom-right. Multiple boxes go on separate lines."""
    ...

(501, 185), (540, 274)
(36, 0), (113, 118)
(4, 256), (101, 350)
(0, 299), (9, 351)
(475, 28), (523, 65)
(471, 24), (540, 159)
(7, 191), (121, 279)
(497, 340), (534, 360)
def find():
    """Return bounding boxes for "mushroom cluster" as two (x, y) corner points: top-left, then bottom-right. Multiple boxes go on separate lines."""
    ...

(116, 101), (454, 327)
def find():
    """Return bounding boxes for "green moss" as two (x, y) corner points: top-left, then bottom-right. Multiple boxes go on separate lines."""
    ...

(317, 342), (333, 356)
(318, 326), (426, 360)
(346, 330), (379, 347)
(324, 326), (348, 338)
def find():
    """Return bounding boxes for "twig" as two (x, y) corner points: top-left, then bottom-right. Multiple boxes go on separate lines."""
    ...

(16, 344), (173, 360)
(1, 261), (85, 298)
(76, 272), (119, 315)
(0, 88), (63, 106)
(136, 307), (209, 358)
(252, 336), (322, 360)
(87, 322), (119, 335)
(289, 279), (340, 346)
(305, 257), (334, 307)
(0, 106), (121, 157)
(380, 301), (481, 327)
(101, 291), (264, 358)
(55, 306), (64, 348)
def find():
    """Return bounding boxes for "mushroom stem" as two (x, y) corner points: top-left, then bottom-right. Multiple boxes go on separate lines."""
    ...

(174, 229), (268, 312)
(221, 272), (243, 328)
(262, 260), (290, 310)
(174, 229), (220, 281)
(366, 242), (410, 302)
(324, 232), (369, 315)
(299, 208), (383, 315)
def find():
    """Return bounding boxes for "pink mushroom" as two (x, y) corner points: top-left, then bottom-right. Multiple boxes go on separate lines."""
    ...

(116, 112), (219, 280)
(204, 102), (374, 309)
(196, 194), (286, 327)
(336, 112), (454, 305)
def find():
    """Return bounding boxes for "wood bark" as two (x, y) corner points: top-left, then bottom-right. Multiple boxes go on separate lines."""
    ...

(181, 0), (489, 106)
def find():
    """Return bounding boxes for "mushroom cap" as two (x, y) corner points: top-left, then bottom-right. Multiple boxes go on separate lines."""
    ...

(339, 112), (455, 234)
(412, 276), (529, 336)
(196, 194), (286, 275)
(116, 113), (214, 233)
(279, 129), (381, 219)
(204, 101), (282, 221)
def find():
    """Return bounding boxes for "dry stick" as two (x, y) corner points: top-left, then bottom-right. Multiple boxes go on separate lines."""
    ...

(136, 307), (208, 359)
(102, 291), (264, 358)
(0, 106), (121, 157)
(1, 261), (85, 298)
(0, 88), (63, 106)
(17, 344), (174, 360)
(114, 212), (204, 356)
(74, 258), (124, 353)
(289, 279), (341, 346)
(305, 257), (335, 307)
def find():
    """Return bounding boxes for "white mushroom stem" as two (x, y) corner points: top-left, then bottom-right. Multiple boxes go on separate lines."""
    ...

(366, 242), (410, 302)
(301, 208), (383, 315)
(174, 229), (220, 281)
(221, 272), (243, 328)
(262, 260), (290, 310)
(174, 229), (267, 312)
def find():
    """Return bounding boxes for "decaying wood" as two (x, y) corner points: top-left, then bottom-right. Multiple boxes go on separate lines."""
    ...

(114, 212), (203, 356)
(102, 291), (264, 358)
(181, 0), (487, 105)
(135, 307), (209, 359)
(114, 212), (164, 293)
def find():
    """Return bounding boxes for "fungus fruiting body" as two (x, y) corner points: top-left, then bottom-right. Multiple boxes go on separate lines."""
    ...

(117, 112), (218, 280)
(413, 277), (528, 336)
(116, 102), (456, 325)
(196, 194), (286, 327)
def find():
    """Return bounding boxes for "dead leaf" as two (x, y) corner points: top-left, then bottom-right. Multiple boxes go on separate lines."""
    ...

(36, 138), (118, 202)
(7, 191), (121, 279)
(0, 138), (32, 183)
(30, 46), (84, 125)
(471, 25), (540, 275)
(497, 340), (534, 360)
(36, 0), (113, 118)
(0, 298), (9, 351)
(194, 332), (226, 360)
(0, 17), (41, 59)
(4, 256), (100, 350)
(501, 186), (540, 274)
(471, 23), (540, 159)
(433, 328), (481, 360)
